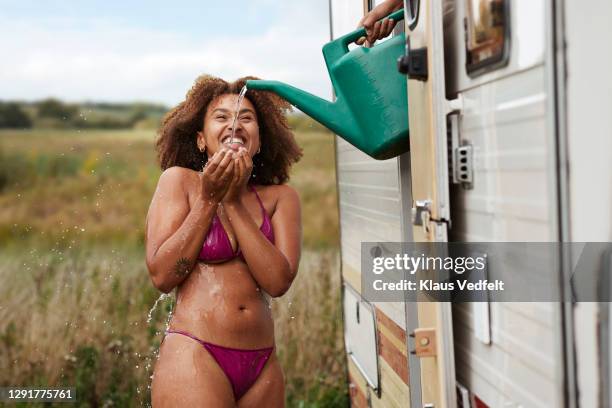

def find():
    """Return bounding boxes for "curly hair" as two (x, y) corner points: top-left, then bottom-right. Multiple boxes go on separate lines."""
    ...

(155, 75), (302, 185)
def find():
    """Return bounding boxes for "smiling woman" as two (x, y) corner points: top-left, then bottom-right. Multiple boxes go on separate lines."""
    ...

(155, 75), (302, 184)
(145, 75), (303, 407)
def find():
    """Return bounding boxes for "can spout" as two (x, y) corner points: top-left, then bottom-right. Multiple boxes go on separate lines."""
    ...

(246, 79), (357, 141)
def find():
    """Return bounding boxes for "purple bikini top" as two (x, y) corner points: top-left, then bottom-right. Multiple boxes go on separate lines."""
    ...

(198, 184), (274, 263)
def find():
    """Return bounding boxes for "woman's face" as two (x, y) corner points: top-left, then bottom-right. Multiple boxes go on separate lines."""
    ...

(197, 93), (260, 158)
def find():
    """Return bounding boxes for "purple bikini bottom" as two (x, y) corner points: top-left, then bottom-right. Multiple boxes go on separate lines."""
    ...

(164, 329), (274, 400)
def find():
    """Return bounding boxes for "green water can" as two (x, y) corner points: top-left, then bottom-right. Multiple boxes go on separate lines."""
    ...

(247, 9), (408, 160)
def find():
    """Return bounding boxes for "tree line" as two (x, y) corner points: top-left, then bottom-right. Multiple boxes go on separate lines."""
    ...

(0, 99), (168, 129)
(1, 98), (329, 133)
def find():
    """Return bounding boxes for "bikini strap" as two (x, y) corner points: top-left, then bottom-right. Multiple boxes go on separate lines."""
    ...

(248, 185), (266, 215)
(248, 184), (275, 244)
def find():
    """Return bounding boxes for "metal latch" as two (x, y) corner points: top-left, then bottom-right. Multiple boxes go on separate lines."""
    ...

(453, 145), (473, 186)
(409, 328), (437, 357)
(448, 112), (474, 189)
(411, 200), (432, 234)
(397, 37), (428, 81)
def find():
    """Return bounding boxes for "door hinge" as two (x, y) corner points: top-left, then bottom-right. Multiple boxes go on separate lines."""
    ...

(409, 328), (437, 357)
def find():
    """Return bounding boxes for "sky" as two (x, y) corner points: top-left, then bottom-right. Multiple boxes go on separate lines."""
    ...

(0, 0), (331, 106)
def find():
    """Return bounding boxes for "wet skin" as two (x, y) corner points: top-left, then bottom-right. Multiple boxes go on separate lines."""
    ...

(145, 94), (302, 407)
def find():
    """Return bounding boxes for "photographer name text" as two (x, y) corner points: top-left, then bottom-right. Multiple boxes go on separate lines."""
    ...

(372, 279), (504, 291)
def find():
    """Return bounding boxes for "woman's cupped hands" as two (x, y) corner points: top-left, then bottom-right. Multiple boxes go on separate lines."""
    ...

(200, 147), (252, 205)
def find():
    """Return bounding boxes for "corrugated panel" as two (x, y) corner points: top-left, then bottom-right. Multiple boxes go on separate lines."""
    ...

(337, 137), (407, 329)
(330, 0), (410, 353)
(450, 64), (563, 407)
(337, 139), (403, 268)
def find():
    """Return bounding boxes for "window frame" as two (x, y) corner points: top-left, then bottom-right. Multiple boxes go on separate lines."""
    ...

(464, 0), (511, 77)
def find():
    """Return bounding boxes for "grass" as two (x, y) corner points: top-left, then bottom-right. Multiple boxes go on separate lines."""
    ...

(0, 128), (338, 250)
(0, 125), (347, 407)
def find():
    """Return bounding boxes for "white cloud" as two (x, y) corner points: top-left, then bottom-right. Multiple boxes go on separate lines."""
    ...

(0, 1), (332, 106)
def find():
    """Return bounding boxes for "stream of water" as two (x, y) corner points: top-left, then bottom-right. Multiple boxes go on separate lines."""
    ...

(229, 85), (248, 144)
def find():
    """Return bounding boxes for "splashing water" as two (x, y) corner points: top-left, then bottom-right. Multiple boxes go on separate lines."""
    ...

(163, 299), (174, 332)
(146, 293), (169, 324)
(229, 85), (248, 144)
(144, 292), (175, 397)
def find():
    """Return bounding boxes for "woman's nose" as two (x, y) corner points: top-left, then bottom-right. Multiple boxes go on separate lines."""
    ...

(229, 117), (243, 130)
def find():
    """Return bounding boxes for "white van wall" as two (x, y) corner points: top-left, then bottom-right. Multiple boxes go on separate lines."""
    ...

(565, 1), (612, 407)
(444, 1), (565, 407)
(330, 0), (411, 331)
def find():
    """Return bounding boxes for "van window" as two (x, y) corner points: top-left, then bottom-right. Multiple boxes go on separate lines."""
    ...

(465, 0), (509, 75)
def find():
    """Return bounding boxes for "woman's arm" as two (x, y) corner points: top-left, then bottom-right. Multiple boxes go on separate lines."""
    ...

(224, 184), (301, 297)
(145, 151), (235, 293)
(145, 167), (216, 293)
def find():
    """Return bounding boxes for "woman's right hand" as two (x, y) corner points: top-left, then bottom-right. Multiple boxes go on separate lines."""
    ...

(199, 148), (236, 204)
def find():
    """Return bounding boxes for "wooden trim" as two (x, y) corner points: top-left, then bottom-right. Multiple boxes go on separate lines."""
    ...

(348, 373), (369, 408)
(376, 308), (408, 345)
(348, 355), (411, 407)
(379, 328), (410, 384)
(376, 307), (410, 385)
(378, 323), (408, 357)
(379, 358), (411, 406)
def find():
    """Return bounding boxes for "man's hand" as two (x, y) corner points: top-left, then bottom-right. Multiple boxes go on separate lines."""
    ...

(355, 0), (403, 47)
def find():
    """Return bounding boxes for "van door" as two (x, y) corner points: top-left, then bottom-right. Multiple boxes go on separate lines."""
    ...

(401, 1), (457, 407)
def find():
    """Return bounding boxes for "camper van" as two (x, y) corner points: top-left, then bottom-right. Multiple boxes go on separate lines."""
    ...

(330, 1), (612, 407)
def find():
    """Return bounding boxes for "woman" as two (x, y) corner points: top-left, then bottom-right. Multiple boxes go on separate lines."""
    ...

(145, 75), (302, 407)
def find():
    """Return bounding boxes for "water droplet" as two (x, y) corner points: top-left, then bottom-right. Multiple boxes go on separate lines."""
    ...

(146, 293), (170, 324)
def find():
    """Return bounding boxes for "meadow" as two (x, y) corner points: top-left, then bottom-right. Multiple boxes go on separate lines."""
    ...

(0, 122), (347, 407)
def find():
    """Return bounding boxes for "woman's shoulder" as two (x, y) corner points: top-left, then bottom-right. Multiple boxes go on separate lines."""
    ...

(160, 166), (200, 183)
(157, 166), (200, 195)
(254, 183), (300, 210)
(159, 165), (198, 177)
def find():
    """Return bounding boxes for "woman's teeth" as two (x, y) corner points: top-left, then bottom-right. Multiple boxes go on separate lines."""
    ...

(223, 137), (244, 145)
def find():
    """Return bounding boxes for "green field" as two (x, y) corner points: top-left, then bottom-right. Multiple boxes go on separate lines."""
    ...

(0, 125), (347, 407)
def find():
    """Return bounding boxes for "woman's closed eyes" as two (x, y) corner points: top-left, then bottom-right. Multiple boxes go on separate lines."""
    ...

(212, 112), (254, 123)
(213, 116), (254, 124)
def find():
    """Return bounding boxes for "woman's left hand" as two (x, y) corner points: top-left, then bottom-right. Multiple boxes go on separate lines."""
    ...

(222, 147), (253, 204)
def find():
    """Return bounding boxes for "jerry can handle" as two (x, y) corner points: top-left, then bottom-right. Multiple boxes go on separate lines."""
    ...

(338, 8), (405, 50)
